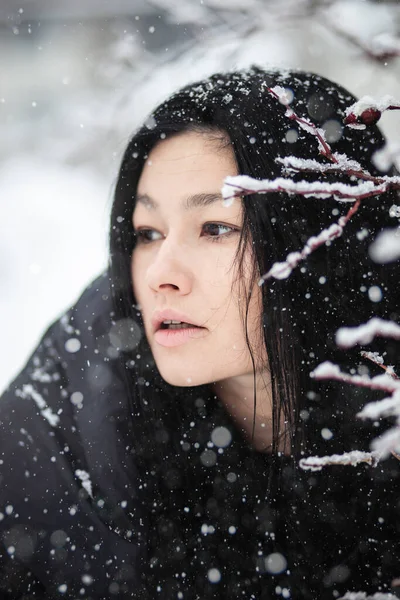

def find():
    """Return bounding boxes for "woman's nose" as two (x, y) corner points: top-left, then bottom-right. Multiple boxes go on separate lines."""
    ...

(145, 240), (193, 296)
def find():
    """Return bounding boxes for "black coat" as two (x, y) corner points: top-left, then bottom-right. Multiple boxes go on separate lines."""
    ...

(0, 274), (147, 599)
(1, 273), (400, 599)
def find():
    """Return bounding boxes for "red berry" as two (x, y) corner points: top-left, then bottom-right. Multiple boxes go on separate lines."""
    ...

(344, 112), (357, 125)
(360, 108), (381, 125)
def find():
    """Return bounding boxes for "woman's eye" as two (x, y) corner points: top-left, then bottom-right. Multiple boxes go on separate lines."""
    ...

(202, 223), (238, 241)
(133, 223), (238, 245)
(134, 229), (163, 244)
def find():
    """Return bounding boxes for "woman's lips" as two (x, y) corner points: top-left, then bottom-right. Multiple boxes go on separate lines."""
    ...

(151, 309), (202, 333)
(154, 326), (207, 348)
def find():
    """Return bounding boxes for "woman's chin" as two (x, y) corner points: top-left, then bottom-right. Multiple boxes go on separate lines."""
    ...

(158, 368), (207, 388)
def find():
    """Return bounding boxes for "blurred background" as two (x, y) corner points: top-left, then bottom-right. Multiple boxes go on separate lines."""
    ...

(1, 0), (399, 393)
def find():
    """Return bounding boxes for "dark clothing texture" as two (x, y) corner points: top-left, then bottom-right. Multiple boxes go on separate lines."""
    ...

(0, 274), (146, 599)
(1, 273), (400, 599)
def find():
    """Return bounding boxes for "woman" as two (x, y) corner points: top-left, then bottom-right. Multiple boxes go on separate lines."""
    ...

(0, 66), (398, 599)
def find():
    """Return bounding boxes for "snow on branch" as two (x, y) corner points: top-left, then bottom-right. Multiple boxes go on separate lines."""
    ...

(357, 390), (400, 421)
(257, 200), (360, 283)
(368, 32), (400, 60)
(310, 361), (400, 459)
(268, 85), (336, 161)
(360, 351), (397, 379)
(344, 95), (400, 128)
(325, 5), (400, 65)
(268, 85), (291, 106)
(336, 318), (400, 348)
(361, 351), (384, 366)
(222, 175), (390, 206)
(221, 172), (399, 284)
(371, 425), (400, 459)
(278, 151), (399, 186)
(310, 361), (400, 394)
(221, 83), (400, 285)
(339, 592), (399, 600)
(270, 85), (399, 184)
(276, 153), (369, 178)
(390, 206), (400, 219)
(299, 450), (380, 471)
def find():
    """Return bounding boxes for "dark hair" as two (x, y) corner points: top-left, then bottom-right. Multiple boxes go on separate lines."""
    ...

(109, 67), (398, 597)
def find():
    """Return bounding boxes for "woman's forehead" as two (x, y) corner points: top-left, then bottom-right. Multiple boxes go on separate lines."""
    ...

(140, 130), (236, 171)
(135, 132), (238, 208)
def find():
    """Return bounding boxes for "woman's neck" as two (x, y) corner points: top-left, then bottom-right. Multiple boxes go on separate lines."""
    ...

(211, 373), (288, 453)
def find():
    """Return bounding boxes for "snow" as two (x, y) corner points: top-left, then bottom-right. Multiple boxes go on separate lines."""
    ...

(0, 159), (108, 393)
(339, 593), (399, 600)
(370, 32), (400, 57)
(389, 205), (400, 219)
(222, 174), (387, 205)
(65, 338), (82, 354)
(1, 1), (400, 400)
(371, 426), (400, 459)
(30, 366), (54, 384)
(74, 469), (94, 498)
(269, 85), (291, 106)
(311, 359), (400, 462)
(210, 426), (232, 448)
(372, 143), (400, 172)
(264, 552), (287, 575)
(357, 390), (400, 420)
(267, 84), (334, 158)
(15, 383), (60, 427)
(277, 153), (365, 175)
(311, 361), (400, 393)
(311, 361), (341, 379)
(336, 317), (400, 348)
(207, 568), (221, 583)
(257, 206), (359, 283)
(345, 95), (400, 119)
(323, 0), (400, 55)
(299, 450), (379, 471)
(369, 228), (400, 263)
(360, 351), (384, 365)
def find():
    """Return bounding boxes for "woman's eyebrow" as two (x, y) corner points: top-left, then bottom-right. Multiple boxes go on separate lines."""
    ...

(136, 192), (224, 211)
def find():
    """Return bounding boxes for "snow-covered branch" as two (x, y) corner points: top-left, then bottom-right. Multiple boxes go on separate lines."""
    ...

(344, 95), (400, 128)
(268, 85), (336, 160)
(324, 4), (400, 65)
(372, 426), (400, 460)
(311, 361), (400, 459)
(224, 84), (400, 286)
(299, 450), (380, 472)
(221, 169), (398, 283)
(360, 351), (397, 379)
(336, 318), (400, 349)
(357, 390), (400, 421)
(310, 361), (400, 394)
(276, 153), (370, 178)
(257, 200), (360, 283)
(222, 175), (393, 205)
(249, 19), (400, 598)
(360, 351), (384, 366)
(339, 592), (399, 600)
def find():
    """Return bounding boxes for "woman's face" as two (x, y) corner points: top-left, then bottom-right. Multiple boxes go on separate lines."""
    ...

(131, 130), (265, 388)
